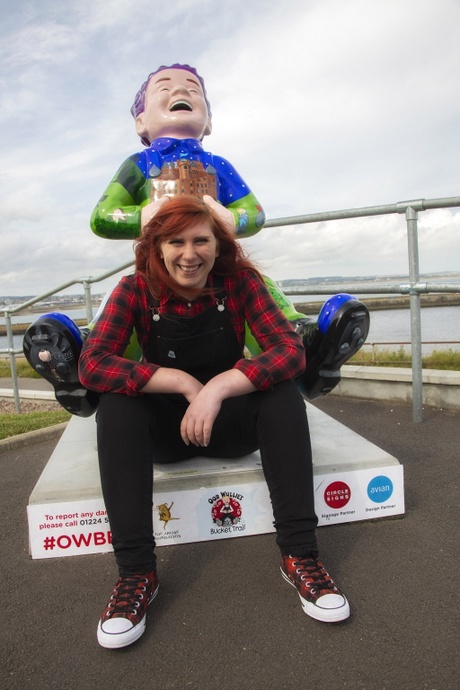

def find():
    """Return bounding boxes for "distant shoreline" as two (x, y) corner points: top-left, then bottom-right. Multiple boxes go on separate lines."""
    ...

(1, 293), (459, 336)
(295, 292), (460, 315)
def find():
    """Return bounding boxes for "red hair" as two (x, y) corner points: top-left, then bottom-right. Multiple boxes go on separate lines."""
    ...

(134, 196), (262, 298)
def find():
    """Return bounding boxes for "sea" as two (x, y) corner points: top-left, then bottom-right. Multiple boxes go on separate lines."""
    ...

(1, 299), (459, 354)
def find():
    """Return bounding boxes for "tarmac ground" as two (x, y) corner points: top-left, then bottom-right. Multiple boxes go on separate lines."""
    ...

(1, 384), (459, 690)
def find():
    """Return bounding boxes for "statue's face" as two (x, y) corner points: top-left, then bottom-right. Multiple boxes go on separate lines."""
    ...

(135, 68), (212, 144)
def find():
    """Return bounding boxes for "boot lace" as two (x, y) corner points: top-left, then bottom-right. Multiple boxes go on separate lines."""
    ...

(293, 558), (339, 596)
(105, 575), (150, 619)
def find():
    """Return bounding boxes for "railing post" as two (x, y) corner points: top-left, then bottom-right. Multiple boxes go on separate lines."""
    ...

(5, 311), (21, 413)
(83, 280), (94, 323)
(405, 206), (423, 422)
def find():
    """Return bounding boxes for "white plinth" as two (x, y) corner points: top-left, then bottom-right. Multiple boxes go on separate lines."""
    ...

(28, 403), (404, 559)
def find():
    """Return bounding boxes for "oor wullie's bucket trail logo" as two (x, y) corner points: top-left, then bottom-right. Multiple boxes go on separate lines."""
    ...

(209, 492), (246, 535)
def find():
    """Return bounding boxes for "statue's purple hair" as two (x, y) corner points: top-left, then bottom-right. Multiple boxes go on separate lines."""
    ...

(130, 64), (212, 120)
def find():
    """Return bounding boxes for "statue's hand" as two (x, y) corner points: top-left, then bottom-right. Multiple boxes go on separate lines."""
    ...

(203, 195), (236, 234)
(141, 196), (171, 230)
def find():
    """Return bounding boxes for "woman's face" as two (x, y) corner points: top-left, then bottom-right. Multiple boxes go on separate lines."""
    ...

(159, 219), (219, 295)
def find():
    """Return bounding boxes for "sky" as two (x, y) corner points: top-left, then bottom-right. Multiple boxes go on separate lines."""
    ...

(1, 0), (460, 298)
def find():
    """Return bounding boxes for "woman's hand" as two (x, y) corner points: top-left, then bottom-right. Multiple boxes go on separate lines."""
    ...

(202, 195), (236, 234)
(140, 196), (170, 230)
(180, 369), (256, 447)
(180, 388), (222, 448)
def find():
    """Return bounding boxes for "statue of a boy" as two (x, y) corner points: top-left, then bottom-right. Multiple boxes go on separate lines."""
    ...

(24, 64), (369, 416)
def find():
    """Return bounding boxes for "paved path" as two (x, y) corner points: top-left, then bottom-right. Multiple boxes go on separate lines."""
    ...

(0, 376), (54, 396)
(0, 377), (54, 390)
(1, 394), (459, 690)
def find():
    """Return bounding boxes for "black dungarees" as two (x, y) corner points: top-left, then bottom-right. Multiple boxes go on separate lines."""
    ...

(147, 276), (241, 385)
(96, 276), (318, 575)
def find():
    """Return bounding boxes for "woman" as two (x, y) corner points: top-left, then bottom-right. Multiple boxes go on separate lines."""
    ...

(79, 196), (350, 649)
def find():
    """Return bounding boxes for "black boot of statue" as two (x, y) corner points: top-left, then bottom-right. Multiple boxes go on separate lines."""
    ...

(23, 314), (98, 417)
(295, 294), (370, 400)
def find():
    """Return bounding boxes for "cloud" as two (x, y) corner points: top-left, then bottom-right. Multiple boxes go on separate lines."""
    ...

(1, 0), (459, 297)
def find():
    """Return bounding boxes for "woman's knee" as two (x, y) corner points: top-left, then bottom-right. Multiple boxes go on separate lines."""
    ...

(97, 393), (151, 435)
(261, 380), (304, 411)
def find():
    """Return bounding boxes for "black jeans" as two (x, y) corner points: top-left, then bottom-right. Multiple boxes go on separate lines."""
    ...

(97, 379), (318, 575)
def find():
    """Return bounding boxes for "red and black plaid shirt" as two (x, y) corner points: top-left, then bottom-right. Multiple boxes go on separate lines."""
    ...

(79, 270), (306, 396)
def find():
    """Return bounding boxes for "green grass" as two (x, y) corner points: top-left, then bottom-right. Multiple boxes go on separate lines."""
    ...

(422, 349), (460, 370)
(0, 409), (71, 441)
(0, 357), (41, 378)
(349, 347), (460, 370)
(0, 357), (71, 439)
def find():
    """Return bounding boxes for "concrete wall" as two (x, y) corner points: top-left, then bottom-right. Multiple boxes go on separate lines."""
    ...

(330, 366), (460, 410)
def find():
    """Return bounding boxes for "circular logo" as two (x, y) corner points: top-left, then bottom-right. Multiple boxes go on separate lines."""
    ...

(324, 481), (351, 509)
(367, 475), (394, 503)
(211, 497), (242, 525)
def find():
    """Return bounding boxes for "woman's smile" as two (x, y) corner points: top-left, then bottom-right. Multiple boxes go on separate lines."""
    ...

(178, 263), (201, 273)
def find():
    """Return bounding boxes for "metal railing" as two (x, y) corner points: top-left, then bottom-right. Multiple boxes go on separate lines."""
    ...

(2, 195), (460, 421)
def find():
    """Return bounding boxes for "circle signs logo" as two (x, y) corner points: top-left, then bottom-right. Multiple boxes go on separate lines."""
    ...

(324, 481), (351, 509)
(367, 475), (394, 503)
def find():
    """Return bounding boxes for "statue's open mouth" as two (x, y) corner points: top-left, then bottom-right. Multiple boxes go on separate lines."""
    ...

(170, 101), (193, 112)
